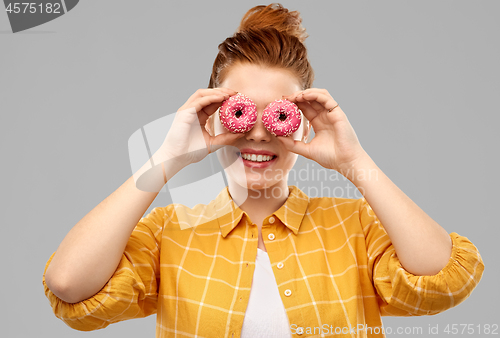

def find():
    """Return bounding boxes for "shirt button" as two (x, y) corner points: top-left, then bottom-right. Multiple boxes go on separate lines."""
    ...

(268, 233), (275, 241)
(269, 216), (275, 224)
(297, 327), (304, 335)
(277, 262), (284, 269)
(284, 289), (292, 297)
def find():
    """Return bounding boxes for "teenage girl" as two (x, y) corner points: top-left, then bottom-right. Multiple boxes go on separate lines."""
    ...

(43, 4), (484, 338)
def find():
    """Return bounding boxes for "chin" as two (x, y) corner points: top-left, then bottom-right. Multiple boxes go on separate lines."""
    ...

(247, 181), (279, 191)
(226, 173), (281, 191)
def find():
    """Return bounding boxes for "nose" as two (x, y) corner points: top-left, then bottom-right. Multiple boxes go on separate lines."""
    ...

(245, 111), (272, 142)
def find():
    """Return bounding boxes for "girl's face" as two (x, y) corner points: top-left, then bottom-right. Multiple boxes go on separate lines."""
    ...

(212, 63), (309, 191)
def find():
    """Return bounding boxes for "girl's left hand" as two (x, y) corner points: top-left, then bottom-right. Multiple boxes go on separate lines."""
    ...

(279, 88), (367, 173)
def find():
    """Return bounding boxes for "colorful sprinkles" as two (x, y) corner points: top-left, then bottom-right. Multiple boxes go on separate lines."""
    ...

(262, 99), (302, 136)
(219, 93), (257, 133)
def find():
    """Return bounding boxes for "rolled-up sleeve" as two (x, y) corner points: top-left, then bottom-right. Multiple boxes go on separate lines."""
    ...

(42, 206), (165, 331)
(359, 198), (485, 317)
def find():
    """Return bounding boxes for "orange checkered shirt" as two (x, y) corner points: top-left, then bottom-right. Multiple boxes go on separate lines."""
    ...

(43, 186), (484, 337)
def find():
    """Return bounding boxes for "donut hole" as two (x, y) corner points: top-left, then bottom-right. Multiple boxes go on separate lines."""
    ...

(235, 110), (243, 118)
(279, 112), (287, 121)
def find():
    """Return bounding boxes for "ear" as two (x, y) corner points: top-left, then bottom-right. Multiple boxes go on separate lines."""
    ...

(302, 118), (311, 143)
(205, 115), (214, 136)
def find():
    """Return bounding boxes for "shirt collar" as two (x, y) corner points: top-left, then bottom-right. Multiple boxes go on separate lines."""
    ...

(214, 185), (310, 237)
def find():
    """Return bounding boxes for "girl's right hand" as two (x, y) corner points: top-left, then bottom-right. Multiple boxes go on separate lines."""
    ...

(156, 88), (243, 168)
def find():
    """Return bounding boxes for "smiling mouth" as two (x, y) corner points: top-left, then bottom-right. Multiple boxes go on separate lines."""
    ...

(239, 152), (277, 162)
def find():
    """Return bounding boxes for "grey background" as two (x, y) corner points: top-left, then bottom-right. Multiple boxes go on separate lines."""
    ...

(1, 1), (498, 337)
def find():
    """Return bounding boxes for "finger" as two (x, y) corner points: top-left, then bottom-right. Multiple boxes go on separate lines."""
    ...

(296, 100), (347, 128)
(303, 88), (332, 98)
(195, 88), (238, 98)
(295, 101), (320, 122)
(282, 89), (323, 101)
(185, 88), (238, 106)
(200, 101), (224, 119)
(200, 87), (245, 115)
(296, 91), (331, 112)
(276, 136), (311, 159)
(193, 94), (231, 122)
(195, 89), (240, 121)
(281, 93), (318, 122)
(284, 89), (337, 113)
(302, 90), (339, 112)
(283, 91), (323, 114)
(290, 88), (330, 96)
(216, 87), (239, 95)
(208, 132), (245, 153)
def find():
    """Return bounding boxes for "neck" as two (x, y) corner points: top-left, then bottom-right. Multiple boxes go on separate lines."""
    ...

(227, 178), (290, 221)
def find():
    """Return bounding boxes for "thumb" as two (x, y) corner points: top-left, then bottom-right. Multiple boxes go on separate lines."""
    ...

(277, 137), (311, 159)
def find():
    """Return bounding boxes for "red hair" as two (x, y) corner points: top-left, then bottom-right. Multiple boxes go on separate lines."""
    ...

(208, 3), (314, 90)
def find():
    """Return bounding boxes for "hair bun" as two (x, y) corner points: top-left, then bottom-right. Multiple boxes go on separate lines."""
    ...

(237, 3), (308, 43)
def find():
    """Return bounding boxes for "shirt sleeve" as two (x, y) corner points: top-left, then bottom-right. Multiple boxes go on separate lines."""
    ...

(359, 198), (485, 316)
(42, 206), (166, 331)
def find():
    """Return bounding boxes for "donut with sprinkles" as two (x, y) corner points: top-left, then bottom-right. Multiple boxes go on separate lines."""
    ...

(219, 93), (257, 133)
(262, 99), (302, 137)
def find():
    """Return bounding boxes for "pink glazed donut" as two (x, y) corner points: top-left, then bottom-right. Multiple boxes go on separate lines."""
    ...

(219, 93), (257, 133)
(262, 99), (302, 137)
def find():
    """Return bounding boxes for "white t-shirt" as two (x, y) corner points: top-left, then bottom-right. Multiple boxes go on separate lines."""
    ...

(241, 248), (292, 337)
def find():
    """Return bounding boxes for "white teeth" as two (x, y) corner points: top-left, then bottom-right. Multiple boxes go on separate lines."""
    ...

(241, 153), (274, 162)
